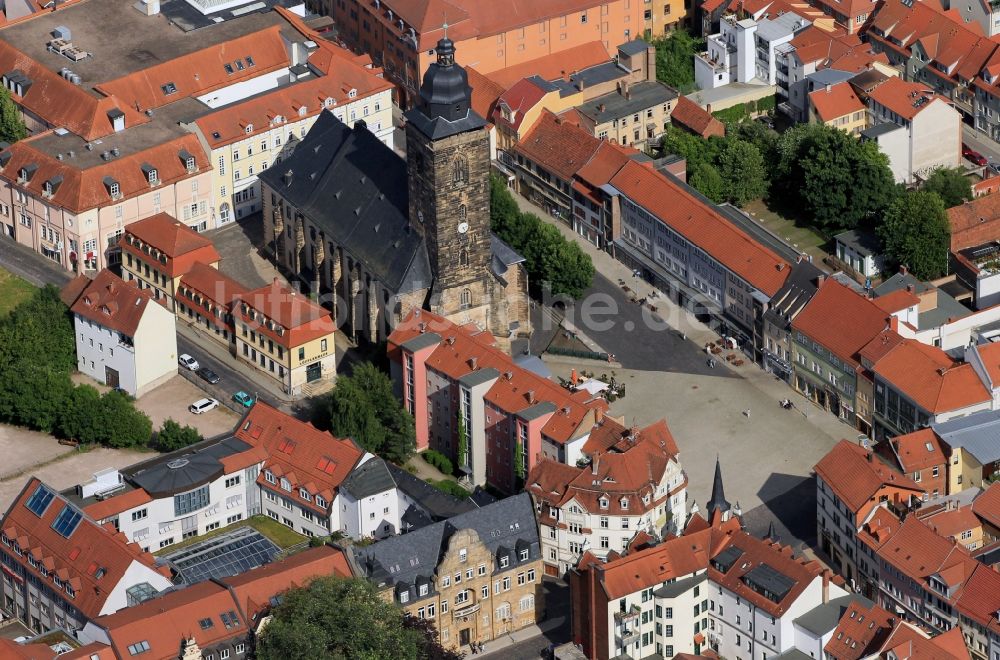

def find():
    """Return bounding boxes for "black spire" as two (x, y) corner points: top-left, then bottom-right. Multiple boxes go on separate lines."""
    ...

(707, 457), (731, 516)
(405, 36), (485, 140)
(766, 521), (778, 541)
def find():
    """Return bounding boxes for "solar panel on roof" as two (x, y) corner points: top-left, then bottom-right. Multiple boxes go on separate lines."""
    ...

(25, 484), (55, 517)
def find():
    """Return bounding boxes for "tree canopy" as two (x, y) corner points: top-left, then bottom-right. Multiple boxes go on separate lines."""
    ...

(489, 176), (595, 299)
(719, 139), (769, 206)
(0, 85), (27, 145)
(650, 30), (703, 93)
(327, 363), (415, 463)
(923, 167), (973, 208)
(877, 191), (951, 280)
(256, 576), (462, 660)
(154, 419), (203, 452)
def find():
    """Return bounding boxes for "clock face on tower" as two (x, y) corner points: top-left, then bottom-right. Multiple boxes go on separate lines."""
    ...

(458, 222), (469, 234)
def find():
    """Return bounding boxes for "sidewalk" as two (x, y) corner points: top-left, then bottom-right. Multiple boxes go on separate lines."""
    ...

(512, 192), (851, 430)
(474, 616), (566, 658)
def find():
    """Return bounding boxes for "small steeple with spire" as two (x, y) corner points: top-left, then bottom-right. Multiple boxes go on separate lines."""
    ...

(707, 457), (732, 522)
(765, 520), (779, 542)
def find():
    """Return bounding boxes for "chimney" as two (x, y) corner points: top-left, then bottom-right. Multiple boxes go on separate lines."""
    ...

(822, 570), (831, 603)
(592, 455), (600, 475)
(468, 357), (478, 370)
(906, 284), (915, 293)
(598, 103), (606, 113)
(867, 451), (873, 462)
(706, 103), (712, 114)
(826, 84), (832, 93)
(816, 274), (826, 287)
(890, 315), (900, 332)
(526, 389), (535, 404)
(576, 78), (586, 92)
(899, 265), (908, 275)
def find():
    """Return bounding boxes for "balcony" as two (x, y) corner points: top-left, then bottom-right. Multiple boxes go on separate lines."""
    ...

(614, 604), (640, 622)
(617, 628), (640, 646)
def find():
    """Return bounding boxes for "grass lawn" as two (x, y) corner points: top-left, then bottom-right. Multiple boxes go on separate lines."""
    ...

(743, 199), (831, 264)
(0, 267), (35, 316)
(154, 514), (306, 556)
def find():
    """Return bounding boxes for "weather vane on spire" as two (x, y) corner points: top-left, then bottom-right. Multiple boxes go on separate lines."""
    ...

(442, 10), (449, 38)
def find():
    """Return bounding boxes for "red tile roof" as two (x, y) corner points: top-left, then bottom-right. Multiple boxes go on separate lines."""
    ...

(873, 340), (990, 415)
(0, 478), (169, 620)
(609, 160), (790, 295)
(235, 402), (364, 507)
(810, 82), (866, 122)
(879, 621), (972, 660)
(67, 270), (162, 338)
(921, 505), (981, 540)
(234, 278), (336, 349)
(95, 27), (290, 113)
(494, 78), (551, 133)
(873, 288), (920, 314)
(177, 262), (250, 332)
(948, 194), (1000, 251)
(670, 96), (725, 138)
(82, 488), (153, 522)
(482, 41), (612, 89)
(858, 329), (905, 367)
(467, 66), (508, 119)
(575, 140), (636, 188)
(955, 562), (1000, 635)
(972, 482), (1000, 530)
(514, 110), (603, 180)
(792, 279), (889, 365)
(0, 133), (209, 215)
(889, 428), (946, 473)
(193, 59), (392, 150)
(814, 440), (923, 514)
(0, 41), (147, 141)
(528, 417), (683, 516)
(866, 76), (950, 121)
(824, 600), (895, 660)
(120, 212), (221, 278)
(388, 309), (606, 444)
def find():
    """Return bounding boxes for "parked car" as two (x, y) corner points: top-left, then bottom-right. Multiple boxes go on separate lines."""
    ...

(989, 158), (1000, 175)
(963, 144), (988, 167)
(232, 391), (255, 408)
(178, 354), (200, 371)
(188, 398), (219, 414)
(196, 367), (220, 384)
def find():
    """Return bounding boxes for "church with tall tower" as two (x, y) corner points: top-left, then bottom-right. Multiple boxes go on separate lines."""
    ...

(258, 36), (530, 349)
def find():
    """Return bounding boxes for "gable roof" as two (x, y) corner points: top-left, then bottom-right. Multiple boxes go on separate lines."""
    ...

(670, 96), (725, 137)
(889, 428), (946, 473)
(873, 340), (990, 415)
(792, 279), (888, 365)
(972, 482), (1000, 530)
(809, 82), (866, 122)
(482, 41), (612, 89)
(513, 110), (603, 180)
(67, 270), (160, 337)
(879, 621), (972, 660)
(947, 194), (1000, 252)
(256, 110), (430, 294)
(814, 440), (923, 514)
(609, 160), (790, 296)
(234, 278), (335, 349)
(0, 478), (169, 620)
(234, 402), (364, 506)
(921, 505), (980, 540)
(865, 76), (949, 121)
(823, 599), (894, 660)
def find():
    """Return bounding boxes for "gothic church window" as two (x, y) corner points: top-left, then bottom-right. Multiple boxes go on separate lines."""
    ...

(461, 288), (472, 309)
(460, 249), (468, 266)
(453, 156), (469, 184)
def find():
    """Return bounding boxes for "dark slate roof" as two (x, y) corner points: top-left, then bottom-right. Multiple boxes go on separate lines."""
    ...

(619, 39), (652, 56)
(707, 458), (731, 515)
(340, 458), (397, 500)
(763, 260), (824, 329)
(126, 436), (252, 497)
(400, 331), (443, 352)
(794, 594), (874, 636)
(385, 463), (478, 522)
(405, 106), (487, 140)
(654, 571), (707, 598)
(862, 122), (902, 139)
(576, 81), (678, 124)
(717, 203), (803, 264)
(459, 367), (501, 388)
(257, 110), (431, 293)
(835, 229), (882, 258)
(351, 493), (539, 604)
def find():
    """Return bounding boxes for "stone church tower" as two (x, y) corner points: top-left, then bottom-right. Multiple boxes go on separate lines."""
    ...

(404, 36), (515, 342)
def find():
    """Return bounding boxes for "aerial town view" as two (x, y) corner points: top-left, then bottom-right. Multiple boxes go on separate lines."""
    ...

(1, 0), (1000, 657)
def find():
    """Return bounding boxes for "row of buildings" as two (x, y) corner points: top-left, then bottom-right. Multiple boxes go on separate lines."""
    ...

(0, 399), (549, 654)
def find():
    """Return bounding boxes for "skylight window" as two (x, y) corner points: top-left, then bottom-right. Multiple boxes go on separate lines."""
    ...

(235, 60), (245, 71)
(127, 641), (150, 655)
(224, 63), (234, 75)
(220, 610), (240, 629)
(51, 505), (83, 538)
(161, 82), (177, 96)
(199, 617), (214, 630)
(25, 484), (55, 517)
(245, 55), (255, 67)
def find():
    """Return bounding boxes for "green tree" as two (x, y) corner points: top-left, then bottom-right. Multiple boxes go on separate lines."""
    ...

(650, 30), (703, 92)
(877, 191), (951, 280)
(0, 285), (76, 373)
(98, 390), (152, 448)
(923, 167), (973, 208)
(689, 162), (725, 203)
(57, 384), (103, 443)
(0, 85), (26, 145)
(154, 419), (203, 452)
(257, 576), (462, 660)
(328, 363), (415, 463)
(659, 125), (720, 170)
(0, 362), (73, 434)
(777, 124), (898, 232)
(718, 139), (769, 206)
(456, 409), (468, 469)
(729, 119), (778, 164)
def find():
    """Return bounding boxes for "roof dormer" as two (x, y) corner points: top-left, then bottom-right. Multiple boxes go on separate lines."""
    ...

(18, 163), (37, 183)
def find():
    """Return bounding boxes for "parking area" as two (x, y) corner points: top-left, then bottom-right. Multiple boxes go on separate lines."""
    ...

(544, 358), (845, 551)
(135, 375), (240, 437)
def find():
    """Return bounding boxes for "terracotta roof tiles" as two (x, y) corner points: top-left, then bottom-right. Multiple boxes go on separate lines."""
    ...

(814, 440), (923, 514)
(947, 194), (1000, 251)
(66, 270), (160, 338)
(514, 110), (603, 180)
(972, 482), (1000, 530)
(921, 505), (981, 540)
(670, 96), (725, 138)
(120, 212), (221, 277)
(823, 600), (895, 660)
(873, 340), (990, 414)
(792, 279), (889, 365)
(234, 279), (335, 349)
(866, 76), (949, 121)
(890, 428), (946, 473)
(810, 82), (866, 122)
(482, 41), (612, 88)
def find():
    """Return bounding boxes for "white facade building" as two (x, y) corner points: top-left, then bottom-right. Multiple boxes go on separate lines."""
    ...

(62, 270), (177, 397)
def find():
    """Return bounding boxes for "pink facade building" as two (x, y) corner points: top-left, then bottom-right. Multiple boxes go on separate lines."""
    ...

(388, 309), (607, 494)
